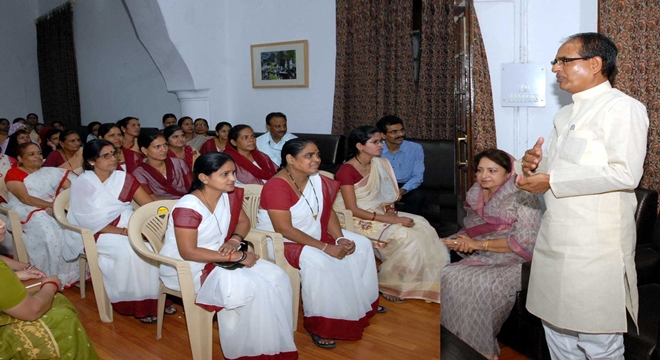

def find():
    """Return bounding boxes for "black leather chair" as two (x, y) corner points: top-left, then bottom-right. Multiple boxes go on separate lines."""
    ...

(293, 133), (346, 173)
(397, 138), (458, 237)
(498, 187), (659, 360)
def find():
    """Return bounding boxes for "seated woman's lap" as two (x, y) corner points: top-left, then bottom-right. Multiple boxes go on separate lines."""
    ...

(96, 233), (159, 299)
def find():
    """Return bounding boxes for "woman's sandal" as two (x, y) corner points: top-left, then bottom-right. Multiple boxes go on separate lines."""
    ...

(164, 305), (177, 315)
(309, 333), (336, 349)
(377, 305), (388, 313)
(380, 292), (407, 304)
(139, 315), (158, 324)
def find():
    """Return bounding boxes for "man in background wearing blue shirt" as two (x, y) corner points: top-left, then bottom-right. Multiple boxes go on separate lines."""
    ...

(377, 115), (425, 215)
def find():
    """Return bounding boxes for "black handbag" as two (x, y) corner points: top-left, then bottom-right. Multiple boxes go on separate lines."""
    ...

(214, 240), (249, 270)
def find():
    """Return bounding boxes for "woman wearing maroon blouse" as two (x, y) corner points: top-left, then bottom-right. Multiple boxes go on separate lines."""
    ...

(335, 126), (448, 304)
(255, 138), (381, 349)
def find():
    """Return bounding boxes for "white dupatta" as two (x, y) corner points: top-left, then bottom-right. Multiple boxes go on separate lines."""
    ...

(63, 170), (133, 260)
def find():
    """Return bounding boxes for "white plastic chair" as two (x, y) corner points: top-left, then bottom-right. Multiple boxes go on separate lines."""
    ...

(240, 184), (300, 330)
(53, 189), (112, 322)
(0, 205), (29, 263)
(128, 200), (214, 360)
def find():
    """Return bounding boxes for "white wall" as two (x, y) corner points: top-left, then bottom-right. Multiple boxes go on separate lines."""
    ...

(3, 0), (600, 145)
(475, 0), (598, 157)
(71, 0), (179, 127)
(224, 0), (336, 133)
(0, 0), (42, 121)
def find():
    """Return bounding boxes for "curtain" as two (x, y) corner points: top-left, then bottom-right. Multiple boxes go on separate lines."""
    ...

(414, 0), (456, 140)
(333, 0), (456, 140)
(599, 1), (660, 193)
(470, 9), (496, 152)
(36, 2), (81, 130)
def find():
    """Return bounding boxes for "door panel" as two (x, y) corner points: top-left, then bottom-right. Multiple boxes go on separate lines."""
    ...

(453, 1), (474, 227)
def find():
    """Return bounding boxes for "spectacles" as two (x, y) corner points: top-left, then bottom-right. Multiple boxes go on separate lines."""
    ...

(550, 57), (592, 66)
(195, 123), (208, 127)
(98, 150), (120, 160)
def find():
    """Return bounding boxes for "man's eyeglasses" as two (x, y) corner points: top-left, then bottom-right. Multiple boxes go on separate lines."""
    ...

(98, 150), (120, 160)
(550, 57), (592, 66)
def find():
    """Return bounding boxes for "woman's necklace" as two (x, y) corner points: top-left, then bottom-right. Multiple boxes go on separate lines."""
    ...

(285, 169), (320, 220)
(355, 155), (370, 171)
(62, 150), (74, 169)
(200, 190), (225, 237)
(148, 160), (167, 177)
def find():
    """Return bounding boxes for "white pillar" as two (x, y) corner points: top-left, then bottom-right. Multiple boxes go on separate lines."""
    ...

(175, 89), (211, 121)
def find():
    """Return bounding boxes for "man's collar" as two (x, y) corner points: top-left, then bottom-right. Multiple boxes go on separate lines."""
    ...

(572, 81), (612, 102)
(383, 140), (403, 153)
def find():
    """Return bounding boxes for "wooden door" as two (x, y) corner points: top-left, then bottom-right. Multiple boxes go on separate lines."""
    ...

(453, 0), (474, 227)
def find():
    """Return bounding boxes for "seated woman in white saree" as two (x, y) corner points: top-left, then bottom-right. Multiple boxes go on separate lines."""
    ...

(335, 126), (449, 304)
(64, 139), (174, 323)
(133, 130), (192, 200)
(440, 149), (542, 359)
(256, 139), (381, 349)
(159, 152), (297, 360)
(5, 142), (79, 286)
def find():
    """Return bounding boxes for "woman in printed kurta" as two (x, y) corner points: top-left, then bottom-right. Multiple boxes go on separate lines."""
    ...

(256, 139), (380, 349)
(5, 143), (79, 286)
(440, 149), (542, 359)
(160, 152), (297, 360)
(335, 126), (449, 303)
(0, 219), (99, 360)
(64, 139), (171, 323)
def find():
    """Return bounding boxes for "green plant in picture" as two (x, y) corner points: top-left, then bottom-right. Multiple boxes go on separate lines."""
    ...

(261, 50), (298, 80)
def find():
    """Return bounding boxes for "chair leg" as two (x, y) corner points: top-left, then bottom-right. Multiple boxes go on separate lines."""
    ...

(156, 285), (167, 340)
(186, 307), (214, 360)
(79, 257), (87, 299)
(88, 260), (113, 323)
(286, 265), (301, 332)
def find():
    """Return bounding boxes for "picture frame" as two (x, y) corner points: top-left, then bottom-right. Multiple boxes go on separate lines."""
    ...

(251, 40), (309, 88)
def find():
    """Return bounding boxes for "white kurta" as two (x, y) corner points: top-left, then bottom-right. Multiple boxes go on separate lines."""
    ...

(523, 81), (649, 333)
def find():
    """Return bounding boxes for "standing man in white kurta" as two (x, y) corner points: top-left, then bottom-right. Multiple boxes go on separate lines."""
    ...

(516, 33), (649, 359)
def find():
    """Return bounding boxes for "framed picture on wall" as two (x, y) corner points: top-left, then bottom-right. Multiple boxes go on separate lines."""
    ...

(251, 40), (309, 88)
